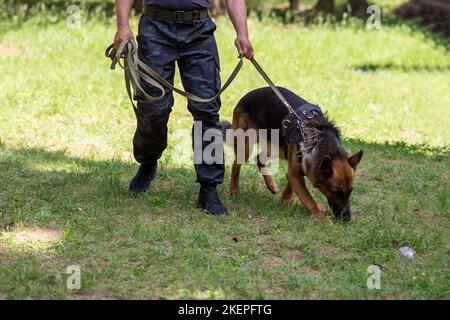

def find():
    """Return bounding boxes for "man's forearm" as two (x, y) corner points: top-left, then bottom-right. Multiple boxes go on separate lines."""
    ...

(115, 0), (134, 28)
(225, 0), (249, 37)
(225, 0), (253, 58)
(114, 0), (135, 46)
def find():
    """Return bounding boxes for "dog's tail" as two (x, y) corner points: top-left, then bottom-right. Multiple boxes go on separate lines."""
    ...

(220, 120), (232, 142)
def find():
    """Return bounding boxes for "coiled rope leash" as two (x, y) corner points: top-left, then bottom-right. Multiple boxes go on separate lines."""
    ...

(105, 39), (244, 110)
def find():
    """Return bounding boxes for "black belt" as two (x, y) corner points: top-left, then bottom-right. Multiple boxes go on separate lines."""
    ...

(143, 5), (209, 24)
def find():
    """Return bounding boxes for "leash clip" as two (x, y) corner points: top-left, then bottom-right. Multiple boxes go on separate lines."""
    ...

(282, 119), (291, 129)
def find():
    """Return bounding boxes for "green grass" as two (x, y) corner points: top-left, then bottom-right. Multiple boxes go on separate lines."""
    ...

(0, 10), (449, 299)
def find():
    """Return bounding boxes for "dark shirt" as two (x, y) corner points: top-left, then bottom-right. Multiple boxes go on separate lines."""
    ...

(144, 0), (212, 11)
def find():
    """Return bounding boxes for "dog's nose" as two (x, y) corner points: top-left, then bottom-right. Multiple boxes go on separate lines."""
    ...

(341, 210), (351, 221)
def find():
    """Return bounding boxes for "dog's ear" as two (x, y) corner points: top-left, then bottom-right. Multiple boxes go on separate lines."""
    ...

(319, 156), (333, 178)
(348, 150), (363, 169)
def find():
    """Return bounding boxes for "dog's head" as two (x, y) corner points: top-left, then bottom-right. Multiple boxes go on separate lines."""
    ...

(282, 107), (363, 221)
(308, 151), (363, 221)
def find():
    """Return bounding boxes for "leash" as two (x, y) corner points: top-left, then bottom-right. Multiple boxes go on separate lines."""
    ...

(105, 39), (307, 132)
(249, 57), (311, 141)
(249, 58), (296, 115)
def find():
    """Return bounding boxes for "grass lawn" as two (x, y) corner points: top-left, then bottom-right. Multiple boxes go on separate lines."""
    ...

(0, 8), (449, 299)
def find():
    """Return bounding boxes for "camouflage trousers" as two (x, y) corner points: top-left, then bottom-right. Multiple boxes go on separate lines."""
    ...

(134, 15), (224, 186)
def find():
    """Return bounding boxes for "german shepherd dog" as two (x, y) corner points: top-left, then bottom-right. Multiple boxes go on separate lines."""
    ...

(222, 87), (363, 222)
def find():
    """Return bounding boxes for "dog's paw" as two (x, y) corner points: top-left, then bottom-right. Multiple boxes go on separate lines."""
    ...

(312, 212), (332, 224)
(267, 182), (279, 194)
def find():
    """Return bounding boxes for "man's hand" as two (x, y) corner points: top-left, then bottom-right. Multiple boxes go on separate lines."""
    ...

(114, 25), (134, 48)
(235, 34), (254, 59)
(225, 0), (254, 59)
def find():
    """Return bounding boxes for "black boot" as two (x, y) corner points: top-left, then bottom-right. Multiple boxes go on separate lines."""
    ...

(129, 162), (157, 194)
(198, 185), (228, 215)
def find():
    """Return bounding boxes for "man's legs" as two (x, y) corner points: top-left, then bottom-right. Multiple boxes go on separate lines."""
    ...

(177, 19), (227, 214)
(130, 16), (177, 193)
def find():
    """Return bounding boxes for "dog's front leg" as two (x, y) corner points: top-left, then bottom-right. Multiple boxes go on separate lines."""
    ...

(286, 144), (329, 223)
(287, 172), (329, 223)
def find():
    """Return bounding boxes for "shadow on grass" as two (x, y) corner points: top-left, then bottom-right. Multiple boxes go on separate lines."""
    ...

(0, 138), (448, 299)
(353, 63), (450, 73)
(0, 137), (448, 228)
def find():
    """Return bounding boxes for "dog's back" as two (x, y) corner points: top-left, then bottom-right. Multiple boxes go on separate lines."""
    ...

(232, 87), (311, 132)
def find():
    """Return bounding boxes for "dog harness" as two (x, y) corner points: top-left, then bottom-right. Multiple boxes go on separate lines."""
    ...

(280, 103), (323, 163)
(282, 103), (323, 144)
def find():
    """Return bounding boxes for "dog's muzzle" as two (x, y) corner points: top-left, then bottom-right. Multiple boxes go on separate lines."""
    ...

(328, 201), (351, 221)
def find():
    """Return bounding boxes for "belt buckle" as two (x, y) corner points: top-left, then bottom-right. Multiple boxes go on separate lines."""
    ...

(175, 11), (184, 23)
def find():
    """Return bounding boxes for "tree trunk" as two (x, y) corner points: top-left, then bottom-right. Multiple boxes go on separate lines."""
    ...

(133, 0), (143, 15)
(289, 0), (301, 11)
(348, 0), (369, 17)
(315, 0), (335, 13)
(211, 0), (226, 16)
